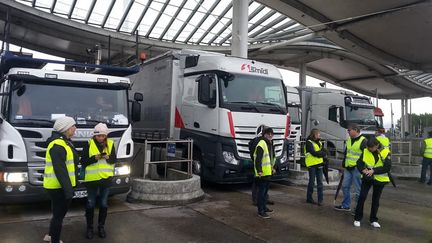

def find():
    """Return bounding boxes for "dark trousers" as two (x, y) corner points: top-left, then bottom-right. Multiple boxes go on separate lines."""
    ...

(420, 157), (432, 183)
(354, 179), (385, 223)
(251, 180), (269, 204)
(307, 166), (323, 203)
(255, 178), (270, 213)
(85, 183), (110, 229)
(46, 189), (72, 243)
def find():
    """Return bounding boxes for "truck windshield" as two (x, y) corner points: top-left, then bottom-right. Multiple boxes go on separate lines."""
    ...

(375, 115), (384, 128)
(219, 74), (287, 114)
(10, 82), (129, 127)
(288, 105), (301, 124)
(345, 106), (375, 125)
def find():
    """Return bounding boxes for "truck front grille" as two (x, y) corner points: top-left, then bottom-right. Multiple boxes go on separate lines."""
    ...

(233, 126), (285, 159)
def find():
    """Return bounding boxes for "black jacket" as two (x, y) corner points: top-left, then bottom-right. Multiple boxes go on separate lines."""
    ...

(80, 138), (117, 188)
(46, 131), (79, 199)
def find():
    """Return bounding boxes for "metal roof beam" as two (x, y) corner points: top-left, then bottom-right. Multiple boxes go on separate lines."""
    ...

(247, 10), (276, 33)
(249, 15), (286, 39)
(116, 0), (134, 32)
(159, 0), (187, 40)
(31, 0), (36, 8)
(195, 2), (232, 44)
(67, 0), (77, 19)
(85, 0), (97, 24)
(252, 20), (296, 40)
(184, 0), (220, 44)
(131, 0), (153, 34)
(145, 0), (170, 38)
(172, 0), (204, 42)
(50, 0), (57, 13)
(101, 0), (116, 28)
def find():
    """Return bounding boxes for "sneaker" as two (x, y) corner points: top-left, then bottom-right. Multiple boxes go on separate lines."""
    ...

(43, 234), (51, 242)
(265, 208), (274, 213)
(334, 205), (351, 212)
(353, 221), (361, 227)
(371, 222), (381, 228)
(258, 212), (271, 219)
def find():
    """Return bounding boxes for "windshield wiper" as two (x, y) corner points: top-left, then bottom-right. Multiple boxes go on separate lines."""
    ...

(255, 102), (286, 114)
(14, 118), (54, 127)
(227, 102), (260, 112)
(76, 117), (115, 126)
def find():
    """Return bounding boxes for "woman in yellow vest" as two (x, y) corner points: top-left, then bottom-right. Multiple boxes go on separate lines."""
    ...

(304, 129), (327, 206)
(420, 132), (432, 185)
(43, 116), (78, 243)
(81, 123), (116, 239)
(353, 137), (391, 228)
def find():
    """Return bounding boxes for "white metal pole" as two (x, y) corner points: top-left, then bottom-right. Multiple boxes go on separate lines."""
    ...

(231, 0), (248, 58)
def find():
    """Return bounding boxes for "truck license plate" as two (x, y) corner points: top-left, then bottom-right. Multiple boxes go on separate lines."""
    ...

(73, 190), (87, 198)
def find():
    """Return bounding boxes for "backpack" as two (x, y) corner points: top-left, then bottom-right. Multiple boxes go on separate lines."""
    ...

(248, 137), (261, 161)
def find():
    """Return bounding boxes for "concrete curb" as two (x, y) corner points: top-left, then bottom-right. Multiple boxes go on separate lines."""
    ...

(126, 175), (205, 205)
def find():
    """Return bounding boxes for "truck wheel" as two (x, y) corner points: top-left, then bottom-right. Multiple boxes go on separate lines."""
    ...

(192, 150), (203, 176)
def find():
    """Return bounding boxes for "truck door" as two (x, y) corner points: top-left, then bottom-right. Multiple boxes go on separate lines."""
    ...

(192, 74), (219, 135)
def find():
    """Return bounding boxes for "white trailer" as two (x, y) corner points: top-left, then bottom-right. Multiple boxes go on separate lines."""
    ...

(0, 51), (141, 203)
(129, 50), (290, 183)
(298, 86), (376, 155)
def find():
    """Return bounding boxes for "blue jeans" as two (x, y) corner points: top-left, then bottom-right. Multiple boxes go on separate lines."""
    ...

(86, 185), (110, 209)
(255, 178), (270, 213)
(420, 157), (432, 183)
(307, 166), (323, 203)
(341, 168), (361, 209)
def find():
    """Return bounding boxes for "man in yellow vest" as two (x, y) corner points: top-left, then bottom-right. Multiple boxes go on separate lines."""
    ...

(353, 137), (391, 228)
(81, 123), (116, 239)
(253, 126), (275, 219)
(335, 124), (367, 212)
(43, 116), (78, 243)
(420, 132), (432, 185)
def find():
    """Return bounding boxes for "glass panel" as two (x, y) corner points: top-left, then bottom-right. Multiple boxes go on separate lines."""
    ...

(53, 0), (72, 15)
(120, 1), (146, 32)
(104, 0), (132, 29)
(71, 0), (92, 20)
(88, 0), (112, 25)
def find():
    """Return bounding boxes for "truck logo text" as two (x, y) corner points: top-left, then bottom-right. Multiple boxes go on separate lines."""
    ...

(240, 64), (268, 75)
(74, 130), (93, 138)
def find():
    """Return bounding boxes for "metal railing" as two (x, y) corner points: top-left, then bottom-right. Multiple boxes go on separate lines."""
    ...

(390, 140), (413, 165)
(142, 139), (193, 180)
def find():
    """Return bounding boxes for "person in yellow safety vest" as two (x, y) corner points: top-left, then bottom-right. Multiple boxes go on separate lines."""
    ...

(253, 126), (275, 219)
(304, 128), (327, 206)
(43, 116), (78, 243)
(335, 123), (367, 212)
(81, 123), (117, 239)
(376, 127), (391, 160)
(353, 137), (391, 228)
(420, 131), (432, 185)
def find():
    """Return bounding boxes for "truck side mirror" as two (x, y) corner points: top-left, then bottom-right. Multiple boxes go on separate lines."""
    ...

(197, 75), (216, 108)
(134, 92), (143, 101)
(131, 101), (141, 122)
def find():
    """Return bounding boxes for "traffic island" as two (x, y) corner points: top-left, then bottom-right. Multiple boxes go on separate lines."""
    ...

(126, 169), (205, 205)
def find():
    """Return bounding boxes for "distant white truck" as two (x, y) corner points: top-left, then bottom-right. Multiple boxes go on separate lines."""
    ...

(129, 49), (290, 183)
(298, 86), (376, 155)
(286, 86), (301, 163)
(0, 51), (141, 203)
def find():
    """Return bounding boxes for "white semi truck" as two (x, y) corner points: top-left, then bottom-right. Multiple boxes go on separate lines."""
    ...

(0, 51), (142, 203)
(298, 86), (376, 155)
(286, 86), (301, 162)
(129, 50), (290, 183)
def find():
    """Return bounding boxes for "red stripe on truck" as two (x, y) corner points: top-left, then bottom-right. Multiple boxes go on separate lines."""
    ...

(227, 111), (235, 138)
(284, 114), (291, 138)
(175, 107), (185, 128)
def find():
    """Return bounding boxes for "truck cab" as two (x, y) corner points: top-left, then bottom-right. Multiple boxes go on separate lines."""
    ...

(0, 51), (140, 203)
(286, 86), (301, 162)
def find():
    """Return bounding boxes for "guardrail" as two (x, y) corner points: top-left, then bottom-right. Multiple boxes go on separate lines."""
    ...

(390, 140), (413, 165)
(142, 139), (193, 180)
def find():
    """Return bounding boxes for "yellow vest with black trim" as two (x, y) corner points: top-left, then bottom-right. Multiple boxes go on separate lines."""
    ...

(362, 148), (390, 183)
(304, 140), (324, 167)
(43, 139), (76, 189)
(84, 139), (115, 182)
(423, 138), (432, 159)
(376, 135), (391, 159)
(345, 136), (365, 168)
(253, 140), (274, 177)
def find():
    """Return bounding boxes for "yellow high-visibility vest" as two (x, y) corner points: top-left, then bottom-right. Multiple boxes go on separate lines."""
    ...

(362, 148), (390, 183)
(345, 136), (365, 168)
(423, 138), (432, 159)
(376, 135), (391, 159)
(253, 140), (274, 177)
(44, 139), (76, 189)
(304, 140), (324, 167)
(84, 139), (115, 182)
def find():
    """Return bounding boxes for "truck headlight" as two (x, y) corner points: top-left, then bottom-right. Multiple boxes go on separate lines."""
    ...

(222, 151), (239, 165)
(280, 153), (288, 164)
(115, 165), (130, 176)
(3, 172), (28, 183)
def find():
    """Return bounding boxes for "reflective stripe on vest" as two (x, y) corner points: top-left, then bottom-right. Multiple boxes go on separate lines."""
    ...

(376, 135), (391, 159)
(43, 139), (76, 189)
(253, 140), (274, 177)
(84, 139), (115, 182)
(362, 148), (390, 183)
(424, 138), (432, 159)
(345, 136), (365, 168)
(304, 140), (324, 167)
